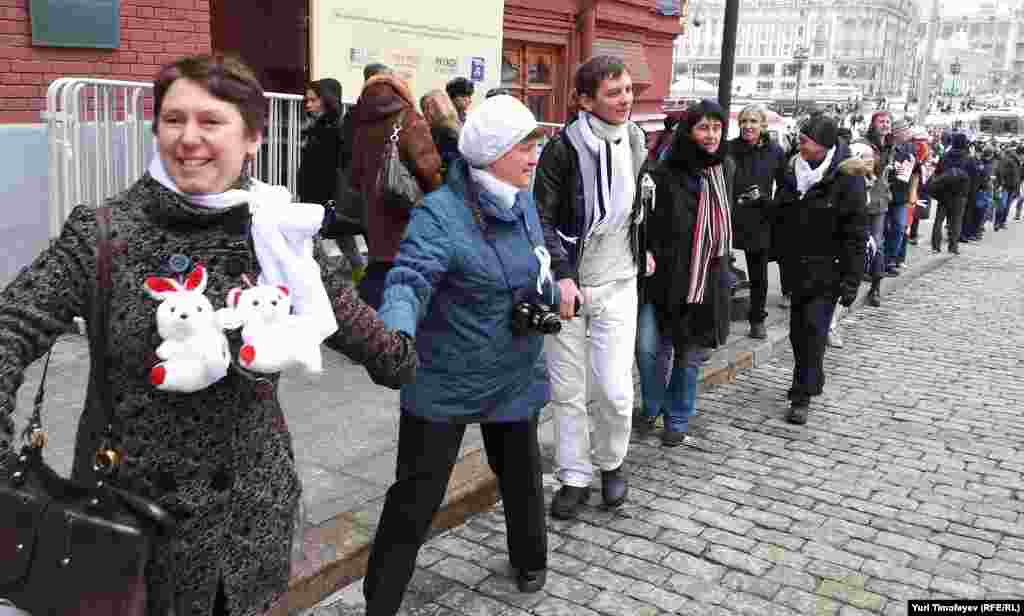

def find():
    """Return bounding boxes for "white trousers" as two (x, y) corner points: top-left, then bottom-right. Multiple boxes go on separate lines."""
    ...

(545, 277), (638, 488)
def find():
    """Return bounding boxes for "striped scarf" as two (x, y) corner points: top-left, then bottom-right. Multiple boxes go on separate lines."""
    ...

(687, 163), (732, 304)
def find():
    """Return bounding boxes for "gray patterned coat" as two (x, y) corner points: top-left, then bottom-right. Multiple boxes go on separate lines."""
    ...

(0, 175), (416, 616)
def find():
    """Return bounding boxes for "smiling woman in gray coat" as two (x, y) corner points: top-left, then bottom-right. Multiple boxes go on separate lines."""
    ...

(0, 55), (415, 616)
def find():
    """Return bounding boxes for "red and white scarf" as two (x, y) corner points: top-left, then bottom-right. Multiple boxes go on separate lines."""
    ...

(687, 164), (732, 304)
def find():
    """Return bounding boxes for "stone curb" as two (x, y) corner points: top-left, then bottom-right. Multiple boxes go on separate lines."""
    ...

(280, 250), (956, 615)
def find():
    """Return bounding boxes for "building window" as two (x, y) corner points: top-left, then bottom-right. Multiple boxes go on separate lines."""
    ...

(756, 80), (773, 92)
(760, 42), (769, 56)
(735, 63), (752, 76)
(783, 63), (800, 76)
(781, 81), (796, 90)
(502, 42), (562, 123)
(810, 64), (824, 78)
(758, 63), (775, 76)
(698, 63), (719, 74)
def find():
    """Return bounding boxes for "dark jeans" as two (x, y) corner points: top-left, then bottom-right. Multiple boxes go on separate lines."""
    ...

(964, 191), (991, 237)
(744, 250), (769, 323)
(788, 294), (837, 404)
(357, 261), (394, 310)
(932, 197), (965, 252)
(364, 414), (547, 616)
(996, 191), (1018, 226)
(883, 203), (907, 269)
(866, 212), (886, 280)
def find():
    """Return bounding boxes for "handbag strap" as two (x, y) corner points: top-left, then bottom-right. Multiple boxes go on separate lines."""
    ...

(23, 207), (113, 453)
(92, 206), (120, 471)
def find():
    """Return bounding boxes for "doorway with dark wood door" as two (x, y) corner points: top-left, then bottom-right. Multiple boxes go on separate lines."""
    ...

(502, 43), (564, 125)
(211, 0), (308, 94)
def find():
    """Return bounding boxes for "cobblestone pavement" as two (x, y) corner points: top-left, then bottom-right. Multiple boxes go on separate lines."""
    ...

(317, 227), (1024, 616)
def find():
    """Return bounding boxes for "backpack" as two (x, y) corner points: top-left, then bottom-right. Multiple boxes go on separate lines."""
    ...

(925, 166), (969, 201)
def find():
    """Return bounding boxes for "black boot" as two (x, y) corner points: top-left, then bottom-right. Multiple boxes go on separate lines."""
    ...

(601, 466), (628, 508)
(867, 279), (881, 307)
(515, 568), (547, 593)
(786, 400), (809, 425)
(550, 485), (591, 520)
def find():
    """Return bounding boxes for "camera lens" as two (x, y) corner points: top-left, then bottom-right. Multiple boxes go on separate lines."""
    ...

(536, 311), (562, 335)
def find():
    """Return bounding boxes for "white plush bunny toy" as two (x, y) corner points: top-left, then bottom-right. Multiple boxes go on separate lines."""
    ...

(144, 264), (235, 393)
(226, 283), (323, 375)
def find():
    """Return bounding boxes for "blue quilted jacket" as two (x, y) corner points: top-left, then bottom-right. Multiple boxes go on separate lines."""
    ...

(378, 159), (560, 422)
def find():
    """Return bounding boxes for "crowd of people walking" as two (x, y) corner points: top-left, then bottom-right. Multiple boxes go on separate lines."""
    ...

(2, 50), (1023, 616)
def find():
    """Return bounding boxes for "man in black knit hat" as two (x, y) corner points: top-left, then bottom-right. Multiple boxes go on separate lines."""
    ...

(772, 115), (868, 424)
(446, 77), (475, 123)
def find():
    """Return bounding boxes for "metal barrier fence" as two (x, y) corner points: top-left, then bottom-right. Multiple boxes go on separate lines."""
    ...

(44, 78), (304, 240)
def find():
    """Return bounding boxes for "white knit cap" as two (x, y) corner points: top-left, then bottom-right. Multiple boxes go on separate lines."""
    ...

(458, 95), (537, 168)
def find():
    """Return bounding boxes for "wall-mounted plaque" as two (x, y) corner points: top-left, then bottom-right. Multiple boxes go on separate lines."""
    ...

(30, 0), (120, 49)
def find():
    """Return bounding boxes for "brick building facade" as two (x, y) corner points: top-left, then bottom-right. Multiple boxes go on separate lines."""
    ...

(0, 0), (212, 123)
(0, 0), (680, 126)
(503, 0), (681, 130)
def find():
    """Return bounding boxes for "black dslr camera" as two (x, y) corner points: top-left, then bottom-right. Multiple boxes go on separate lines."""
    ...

(510, 302), (562, 336)
(736, 185), (762, 205)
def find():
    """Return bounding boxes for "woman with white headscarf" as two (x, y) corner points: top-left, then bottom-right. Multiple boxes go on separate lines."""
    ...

(363, 95), (559, 614)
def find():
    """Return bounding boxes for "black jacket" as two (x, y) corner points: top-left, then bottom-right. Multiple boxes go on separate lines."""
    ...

(996, 153), (1022, 191)
(929, 149), (973, 203)
(533, 122), (650, 284)
(773, 144), (868, 299)
(646, 133), (735, 350)
(297, 112), (343, 204)
(727, 134), (785, 253)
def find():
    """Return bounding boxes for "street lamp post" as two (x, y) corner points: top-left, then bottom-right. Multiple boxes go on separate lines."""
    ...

(792, 46), (810, 113)
(950, 57), (961, 100)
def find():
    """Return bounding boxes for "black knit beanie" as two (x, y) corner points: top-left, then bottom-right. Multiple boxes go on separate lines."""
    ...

(801, 115), (838, 149)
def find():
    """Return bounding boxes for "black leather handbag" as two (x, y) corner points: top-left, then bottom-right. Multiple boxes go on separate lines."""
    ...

(323, 166), (368, 237)
(0, 207), (176, 616)
(380, 109), (423, 211)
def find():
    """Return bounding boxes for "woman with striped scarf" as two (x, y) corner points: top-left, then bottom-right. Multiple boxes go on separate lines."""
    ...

(638, 100), (735, 446)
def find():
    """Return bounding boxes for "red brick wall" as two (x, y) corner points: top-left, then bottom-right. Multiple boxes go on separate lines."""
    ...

(0, 0), (212, 123)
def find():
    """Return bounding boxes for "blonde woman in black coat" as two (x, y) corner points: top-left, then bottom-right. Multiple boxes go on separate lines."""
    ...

(727, 104), (786, 339)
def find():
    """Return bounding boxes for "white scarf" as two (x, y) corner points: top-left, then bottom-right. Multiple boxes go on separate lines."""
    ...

(469, 167), (519, 210)
(794, 146), (836, 197)
(148, 154), (338, 343)
(467, 167), (555, 302)
(577, 111), (636, 235)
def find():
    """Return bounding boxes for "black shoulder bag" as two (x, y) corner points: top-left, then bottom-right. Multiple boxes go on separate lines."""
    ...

(0, 206), (176, 616)
(324, 166), (368, 237)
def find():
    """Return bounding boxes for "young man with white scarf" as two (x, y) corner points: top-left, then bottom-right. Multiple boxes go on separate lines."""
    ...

(534, 56), (653, 520)
(772, 115), (868, 425)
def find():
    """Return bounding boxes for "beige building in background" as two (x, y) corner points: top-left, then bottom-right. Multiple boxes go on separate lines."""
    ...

(675, 0), (920, 98)
(918, 0), (1024, 93)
